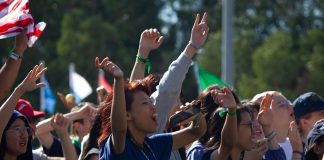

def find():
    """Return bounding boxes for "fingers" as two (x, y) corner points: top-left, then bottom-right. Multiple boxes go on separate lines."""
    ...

(95, 57), (110, 68)
(200, 12), (208, 24)
(35, 67), (47, 79)
(194, 13), (200, 27)
(35, 83), (46, 89)
(157, 36), (164, 45)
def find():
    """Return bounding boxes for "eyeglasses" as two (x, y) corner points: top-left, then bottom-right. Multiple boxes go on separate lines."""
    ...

(7, 126), (31, 136)
(27, 117), (41, 124)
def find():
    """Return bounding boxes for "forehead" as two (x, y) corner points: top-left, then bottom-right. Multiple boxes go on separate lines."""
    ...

(240, 111), (252, 122)
(9, 118), (26, 128)
(133, 91), (150, 100)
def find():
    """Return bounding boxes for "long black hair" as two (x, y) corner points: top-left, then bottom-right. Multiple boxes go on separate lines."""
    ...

(0, 111), (33, 160)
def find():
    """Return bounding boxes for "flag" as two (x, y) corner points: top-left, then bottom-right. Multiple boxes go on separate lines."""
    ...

(193, 63), (228, 92)
(40, 74), (56, 115)
(69, 63), (92, 103)
(0, 0), (46, 47)
(98, 69), (112, 93)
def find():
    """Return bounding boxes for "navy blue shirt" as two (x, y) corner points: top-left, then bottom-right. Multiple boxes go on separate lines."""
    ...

(100, 133), (173, 160)
(43, 136), (81, 157)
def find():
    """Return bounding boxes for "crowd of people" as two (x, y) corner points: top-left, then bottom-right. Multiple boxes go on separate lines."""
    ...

(0, 12), (323, 160)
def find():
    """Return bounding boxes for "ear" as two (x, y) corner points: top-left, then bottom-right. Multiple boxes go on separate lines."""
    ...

(126, 112), (132, 121)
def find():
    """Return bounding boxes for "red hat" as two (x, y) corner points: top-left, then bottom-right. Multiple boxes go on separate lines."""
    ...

(15, 99), (45, 118)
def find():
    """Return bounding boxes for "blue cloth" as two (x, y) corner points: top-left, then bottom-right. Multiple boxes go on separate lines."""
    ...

(43, 136), (81, 157)
(100, 133), (173, 160)
(264, 148), (286, 160)
(186, 141), (204, 160)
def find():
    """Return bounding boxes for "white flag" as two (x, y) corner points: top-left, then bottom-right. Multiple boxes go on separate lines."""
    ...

(69, 63), (92, 103)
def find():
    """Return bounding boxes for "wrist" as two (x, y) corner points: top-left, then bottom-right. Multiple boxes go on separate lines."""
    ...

(188, 41), (201, 50)
(12, 47), (26, 55)
(137, 47), (151, 59)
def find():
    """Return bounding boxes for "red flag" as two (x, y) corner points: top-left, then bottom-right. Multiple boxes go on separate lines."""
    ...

(98, 69), (112, 93)
(0, 0), (46, 47)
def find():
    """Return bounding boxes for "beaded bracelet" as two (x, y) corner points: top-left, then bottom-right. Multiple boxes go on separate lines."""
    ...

(189, 41), (201, 50)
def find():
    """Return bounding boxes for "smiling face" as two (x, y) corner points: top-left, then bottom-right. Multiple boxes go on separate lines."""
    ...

(127, 91), (158, 134)
(4, 118), (29, 157)
(237, 111), (254, 150)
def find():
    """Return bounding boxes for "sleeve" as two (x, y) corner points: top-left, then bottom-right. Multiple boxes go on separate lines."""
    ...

(186, 146), (204, 160)
(42, 136), (64, 157)
(151, 52), (192, 133)
(264, 147), (286, 160)
(99, 135), (127, 160)
(149, 133), (173, 159)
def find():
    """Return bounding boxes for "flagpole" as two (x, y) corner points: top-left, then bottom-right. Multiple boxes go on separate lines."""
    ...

(222, 0), (234, 87)
(40, 60), (45, 112)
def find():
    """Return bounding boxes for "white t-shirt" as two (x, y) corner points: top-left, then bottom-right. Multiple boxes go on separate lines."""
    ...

(278, 138), (292, 160)
(32, 150), (48, 160)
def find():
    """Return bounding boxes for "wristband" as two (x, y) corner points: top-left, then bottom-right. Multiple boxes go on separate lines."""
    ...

(8, 50), (23, 61)
(227, 111), (236, 116)
(136, 55), (151, 73)
(188, 41), (201, 50)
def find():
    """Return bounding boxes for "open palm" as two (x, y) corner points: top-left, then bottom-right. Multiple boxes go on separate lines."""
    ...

(95, 57), (123, 78)
(17, 63), (46, 93)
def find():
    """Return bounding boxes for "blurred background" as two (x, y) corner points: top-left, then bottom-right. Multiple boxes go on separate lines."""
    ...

(0, 0), (323, 115)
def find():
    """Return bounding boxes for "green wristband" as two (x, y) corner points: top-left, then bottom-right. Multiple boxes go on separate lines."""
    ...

(228, 111), (236, 116)
(136, 55), (151, 73)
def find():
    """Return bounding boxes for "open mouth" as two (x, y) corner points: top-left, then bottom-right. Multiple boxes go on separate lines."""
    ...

(19, 141), (27, 147)
(152, 113), (158, 124)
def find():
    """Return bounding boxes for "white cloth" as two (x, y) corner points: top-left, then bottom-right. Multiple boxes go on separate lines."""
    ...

(278, 138), (292, 160)
(32, 150), (48, 160)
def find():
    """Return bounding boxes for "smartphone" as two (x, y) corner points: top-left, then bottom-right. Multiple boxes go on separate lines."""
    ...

(169, 102), (201, 129)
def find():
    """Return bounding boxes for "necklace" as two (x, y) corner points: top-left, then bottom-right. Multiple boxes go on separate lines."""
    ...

(130, 137), (158, 160)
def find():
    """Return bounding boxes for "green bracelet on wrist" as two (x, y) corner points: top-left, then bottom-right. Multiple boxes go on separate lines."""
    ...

(8, 50), (23, 61)
(228, 111), (236, 116)
(136, 55), (151, 73)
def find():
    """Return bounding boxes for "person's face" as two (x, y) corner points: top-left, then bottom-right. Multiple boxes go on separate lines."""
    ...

(5, 119), (29, 156)
(127, 91), (158, 134)
(237, 111), (254, 150)
(271, 94), (294, 128)
(302, 111), (324, 135)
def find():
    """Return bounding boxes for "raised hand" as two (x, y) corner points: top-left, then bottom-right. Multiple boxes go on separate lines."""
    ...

(211, 87), (236, 108)
(77, 104), (97, 120)
(288, 121), (303, 152)
(16, 63), (47, 93)
(51, 113), (70, 136)
(57, 92), (75, 110)
(190, 12), (209, 48)
(95, 57), (123, 78)
(257, 94), (274, 128)
(138, 28), (164, 58)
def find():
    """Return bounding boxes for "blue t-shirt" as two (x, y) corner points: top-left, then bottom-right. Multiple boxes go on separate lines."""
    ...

(186, 141), (204, 160)
(43, 136), (81, 157)
(100, 133), (173, 160)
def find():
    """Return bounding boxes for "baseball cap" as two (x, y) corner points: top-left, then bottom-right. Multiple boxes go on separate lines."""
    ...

(305, 121), (324, 157)
(15, 99), (45, 118)
(293, 92), (324, 120)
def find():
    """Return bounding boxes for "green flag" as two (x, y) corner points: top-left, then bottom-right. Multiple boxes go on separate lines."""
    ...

(194, 63), (228, 92)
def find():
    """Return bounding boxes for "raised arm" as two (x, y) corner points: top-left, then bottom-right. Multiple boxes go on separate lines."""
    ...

(211, 87), (238, 160)
(96, 57), (126, 154)
(257, 94), (280, 150)
(130, 28), (164, 81)
(36, 104), (97, 149)
(51, 113), (78, 160)
(153, 12), (209, 133)
(171, 100), (207, 149)
(0, 63), (46, 143)
(0, 34), (28, 102)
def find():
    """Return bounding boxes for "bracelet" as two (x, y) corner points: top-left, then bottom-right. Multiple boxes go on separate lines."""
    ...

(228, 111), (236, 116)
(8, 50), (23, 61)
(136, 55), (151, 73)
(265, 131), (276, 141)
(188, 41), (201, 50)
(293, 150), (303, 156)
